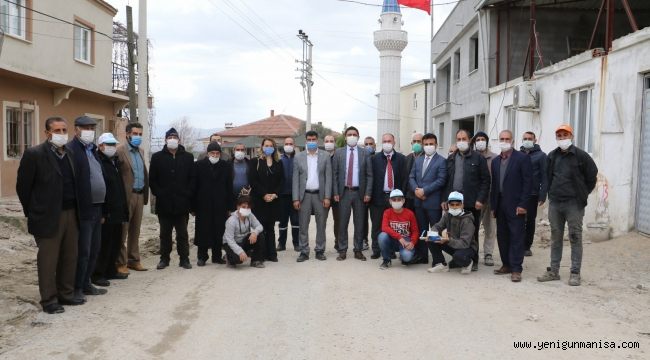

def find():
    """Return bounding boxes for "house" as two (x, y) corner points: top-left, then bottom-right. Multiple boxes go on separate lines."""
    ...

(399, 79), (431, 152)
(0, 0), (128, 197)
(431, 0), (650, 236)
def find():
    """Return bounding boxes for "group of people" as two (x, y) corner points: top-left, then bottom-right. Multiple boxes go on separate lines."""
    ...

(17, 116), (598, 315)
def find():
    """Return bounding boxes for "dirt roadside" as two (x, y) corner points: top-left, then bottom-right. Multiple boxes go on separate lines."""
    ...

(0, 197), (649, 359)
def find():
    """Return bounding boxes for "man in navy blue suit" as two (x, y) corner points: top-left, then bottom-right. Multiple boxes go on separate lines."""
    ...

(409, 133), (447, 264)
(490, 130), (532, 282)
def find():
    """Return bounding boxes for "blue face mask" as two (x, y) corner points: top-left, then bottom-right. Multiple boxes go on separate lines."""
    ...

(306, 142), (318, 151)
(366, 146), (375, 154)
(263, 147), (275, 156)
(130, 135), (142, 147)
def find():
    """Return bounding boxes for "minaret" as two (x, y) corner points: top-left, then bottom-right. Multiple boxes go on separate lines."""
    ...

(374, 0), (407, 148)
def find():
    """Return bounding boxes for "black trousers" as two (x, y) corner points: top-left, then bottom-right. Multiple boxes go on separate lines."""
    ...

(94, 223), (123, 279)
(496, 205), (526, 273)
(465, 207), (481, 267)
(158, 213), (190, 263)
(277, 194), (299, 248)
(370, 193), (390, 255)
(524, 196), (539, 251)
(224, 234), (266, 264)
(429, 242), (476, 268)
(197, 233), (225, 262)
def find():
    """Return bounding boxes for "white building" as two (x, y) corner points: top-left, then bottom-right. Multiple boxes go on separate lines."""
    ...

(431, 0), (650, 237)
(399, 79), (431, 152)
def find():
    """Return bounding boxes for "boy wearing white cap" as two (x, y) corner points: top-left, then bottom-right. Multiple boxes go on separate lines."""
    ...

(377, 189), (420, 270)
(427, 191), (477, 274)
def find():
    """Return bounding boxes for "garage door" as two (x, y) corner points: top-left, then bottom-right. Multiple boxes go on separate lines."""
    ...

(637, 78), (650, 234)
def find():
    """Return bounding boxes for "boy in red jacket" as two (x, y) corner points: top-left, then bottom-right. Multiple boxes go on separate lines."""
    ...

(378, 189), (420, 269)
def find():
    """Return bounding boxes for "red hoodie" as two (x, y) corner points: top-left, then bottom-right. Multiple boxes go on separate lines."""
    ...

(381, 207), (419, 246)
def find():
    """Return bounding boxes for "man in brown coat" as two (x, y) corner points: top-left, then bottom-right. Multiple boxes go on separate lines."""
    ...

(115, 122), (149, 275)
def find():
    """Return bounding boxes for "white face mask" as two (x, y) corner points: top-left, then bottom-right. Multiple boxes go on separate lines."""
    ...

(80, 130), (95, 144)
(382, 143), (393, 154)
(283, 145), (294, 154)
(234, 151), (246, 161)
(209, 156), (220, 164)
(424, 145), (436, 156)
(50, 133), (68, 148)
(557, 139), (572, 150)
(390, 200), (404, 210)
(166, 138), (179, 150)
(522, 140), (534, 149)
(475, 140), (487, 152)
(346, 136), (359, 147)
(448, 208), (463, 217)
(101, 145), (117, 157)
(456, 141), (469, 152)
(239, 208), (251, 217)
(499, 142), (512, 153)
(324, 142), (335, 151)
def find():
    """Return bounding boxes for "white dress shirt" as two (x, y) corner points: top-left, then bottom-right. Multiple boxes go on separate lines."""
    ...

(345, 146), (360, 187)
(306, 150), (320, 190)
(383, 151), (395, 192)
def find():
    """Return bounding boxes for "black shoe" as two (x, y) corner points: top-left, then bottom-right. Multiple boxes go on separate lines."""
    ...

(524, 249), (533, 257)
(315, 252), (327, 261)
(293, 245), (300, 252)
(336, 252), (347, 261)
(267, 257), (279, 263)
(43, 303), (65, 314)
(354, 251), (367, 261)
(297, 253), (309, 262)
(180, 261), (192, 269)
(212, 256), (226, 264)
(83, 285), (108, 296)
(197, 259), (206, 267)
(58, 297), (85, 306)
(157, 260), (169, 270)
(408, 254), (422, 265)
(379, 260), (391, 270)
(107, 273), (128, 280)
(472, 262), (478, 272)
(276, 245), (286, 251)
(370, 252), (381, 259)
(92, 278), (110, 287)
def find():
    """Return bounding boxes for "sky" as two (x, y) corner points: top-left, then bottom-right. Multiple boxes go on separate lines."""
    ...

(109, 0), (456, 139)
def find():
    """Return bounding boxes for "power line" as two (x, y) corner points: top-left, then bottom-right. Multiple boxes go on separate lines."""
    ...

(335, 0), (464, 8)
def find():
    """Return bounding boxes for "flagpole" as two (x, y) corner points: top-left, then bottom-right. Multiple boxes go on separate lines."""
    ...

(427, 0), (434, 134)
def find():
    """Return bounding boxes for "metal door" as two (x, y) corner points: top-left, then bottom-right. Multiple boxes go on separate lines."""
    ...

(637, 76), (650, 234)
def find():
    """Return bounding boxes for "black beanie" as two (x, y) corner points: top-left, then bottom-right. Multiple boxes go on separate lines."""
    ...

(207, 142), (222, 153)
(165, 128), (179, 139)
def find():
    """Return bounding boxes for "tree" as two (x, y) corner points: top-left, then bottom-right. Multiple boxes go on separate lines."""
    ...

(296, 122), (337, 140)
(169, 116), (198, 152)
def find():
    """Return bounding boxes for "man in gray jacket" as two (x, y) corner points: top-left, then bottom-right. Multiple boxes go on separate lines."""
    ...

(293, 131), (332, 262)
(223, 195), (265, 268)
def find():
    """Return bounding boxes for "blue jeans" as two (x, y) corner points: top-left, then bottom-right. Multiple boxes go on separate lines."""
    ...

(378, 232), (414, 262)
(76, 205), (102, 290)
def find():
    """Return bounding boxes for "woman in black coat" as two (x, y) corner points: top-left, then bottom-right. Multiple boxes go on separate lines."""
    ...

(248, 138), (284, 262)
(191, 143), (234, 266)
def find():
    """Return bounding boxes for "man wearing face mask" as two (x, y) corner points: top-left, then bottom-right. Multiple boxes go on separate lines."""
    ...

(377, 189), (419, 269)
(293, 131), (332, 262)
(409, 133), (447, 265)
(520, 131), (548, 257)
(471, 131), (498, 266)
(369, 133), (407, 260)
(444, 129), (490, 271)
(278, 137), (300, 252)
(116, 122), (149, 276)
(490, 130), (533, 283)
(67, 116), (107, 301)
(404, 132), (424, 211)
(538, 125), (597, 286)
(230, 143), (250, 208)
(332, 126), (373, 261)
(198, 133), (231, 162)
(191, 142), (233, 266)
(93, 133), (129, 287)
(149, 128), (196, 270)
(324, 135), (340, 250)
(17, 117), (83, 314)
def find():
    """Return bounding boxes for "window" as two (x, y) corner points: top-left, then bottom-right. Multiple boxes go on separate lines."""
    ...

(0, 0), (25, 39)
(567, 87), (593, 153)
(506, 106), (517, 134)
(453, 50), (460, 81)
(469, 33), (479, 72)
(74, 21), (93, 64)
(413, 93), (418, 110)
(438, 122), (445, 150)
(5, 106), (34, 158)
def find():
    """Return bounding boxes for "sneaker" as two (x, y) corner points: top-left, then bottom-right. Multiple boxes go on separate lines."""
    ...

(537, 267), (560, 282)
(524, 249), (533, 257)
(379, 260), (391, 270)
(251, 261), (266, 268)
(461, 260), (473, 275)
(427, 263), (449, 273)
(471, 262), (478, 271)
(568, 272), (581, 286)
(484, 254), (494, 266)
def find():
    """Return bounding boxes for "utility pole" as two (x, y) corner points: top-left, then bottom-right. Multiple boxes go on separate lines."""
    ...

(427, 1), (434, 134)
(137, 0), (150, 159)
(126, 6), (137, 123)
(296, 30), (313, 131)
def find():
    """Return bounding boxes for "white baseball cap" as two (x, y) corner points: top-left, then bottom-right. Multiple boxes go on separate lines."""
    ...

(97, 132), (119, 145)
(448, 191), (464, 203)
(389, 189), (404, 198)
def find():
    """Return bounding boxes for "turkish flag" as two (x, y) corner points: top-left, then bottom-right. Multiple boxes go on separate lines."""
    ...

(398, 0), (431, 14)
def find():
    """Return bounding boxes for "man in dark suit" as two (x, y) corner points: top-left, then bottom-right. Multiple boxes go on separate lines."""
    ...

(332, 126), (373, 261)
(369, 133), (407, 259)
(409, 133), (448, 264)
(490, 130), (533, 282)
(17, 116), (84, 314)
